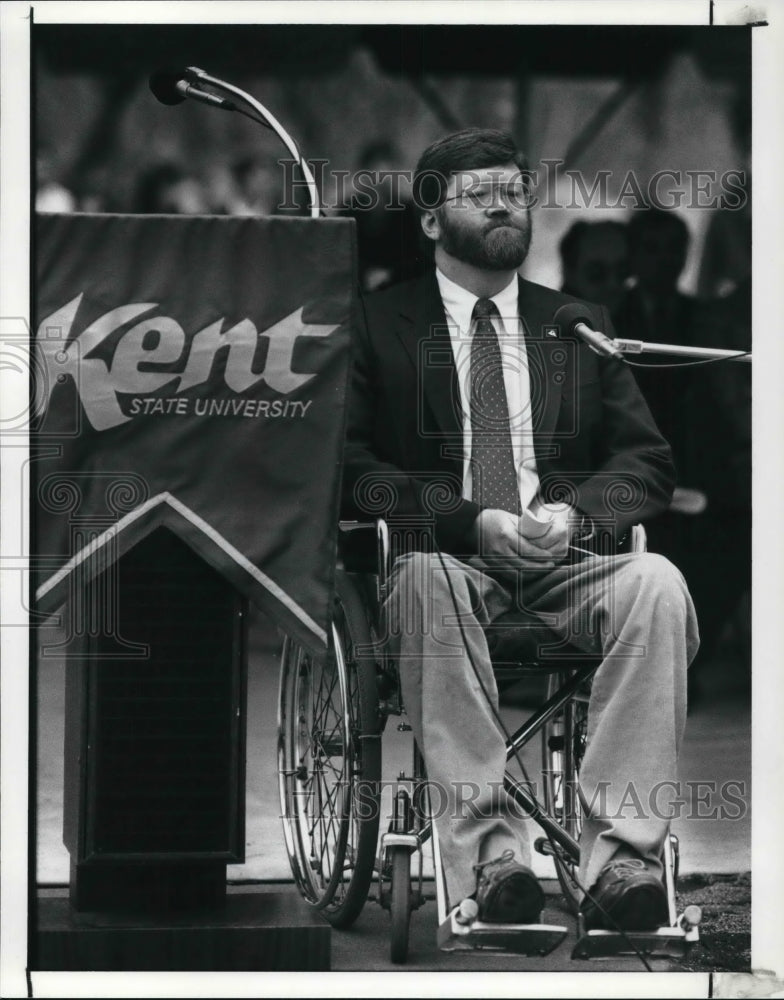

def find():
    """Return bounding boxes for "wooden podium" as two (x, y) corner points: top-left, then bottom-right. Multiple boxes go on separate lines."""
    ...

(33, 527), (330, 970)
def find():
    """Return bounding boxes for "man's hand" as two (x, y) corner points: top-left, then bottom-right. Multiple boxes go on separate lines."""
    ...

(469, 509), (562, 566)
(530, 505), (573, 562)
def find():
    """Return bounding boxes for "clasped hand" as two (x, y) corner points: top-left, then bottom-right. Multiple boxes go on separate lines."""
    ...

(471, 507), (573, 567)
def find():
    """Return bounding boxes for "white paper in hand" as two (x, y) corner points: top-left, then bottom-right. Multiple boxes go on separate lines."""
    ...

(520, 505), (554, 540)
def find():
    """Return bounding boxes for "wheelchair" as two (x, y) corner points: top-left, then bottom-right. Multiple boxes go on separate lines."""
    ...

(277, 518), (701, 965)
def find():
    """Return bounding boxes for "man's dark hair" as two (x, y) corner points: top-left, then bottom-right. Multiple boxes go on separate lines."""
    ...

(627, 206), (689, 252)
(412, 128), (528, 213)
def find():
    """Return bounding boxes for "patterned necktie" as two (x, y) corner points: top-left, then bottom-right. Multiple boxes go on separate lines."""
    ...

(469, 297), (522, 515)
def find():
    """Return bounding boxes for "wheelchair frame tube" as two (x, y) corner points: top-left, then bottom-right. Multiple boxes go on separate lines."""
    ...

(503, 771), (580, 861)
(501, 663), (597, 865)
(505, 663), (597, 760)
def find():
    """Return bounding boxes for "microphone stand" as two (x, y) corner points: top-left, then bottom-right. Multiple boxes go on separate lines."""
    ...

(613, 337), (751, 363)
(183, 66), (322, 219)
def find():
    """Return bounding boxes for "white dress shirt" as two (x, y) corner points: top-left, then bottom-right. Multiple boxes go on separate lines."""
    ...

(435, 268), (541, 512)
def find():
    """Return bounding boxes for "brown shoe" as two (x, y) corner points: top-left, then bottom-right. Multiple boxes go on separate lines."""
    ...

(581, 858), (668, 931)
(473, 850), (544, 924)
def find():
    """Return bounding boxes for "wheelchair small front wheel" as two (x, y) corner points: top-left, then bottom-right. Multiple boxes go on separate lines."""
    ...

(389, 847), (412, 964)
(277, 572), (381, 928)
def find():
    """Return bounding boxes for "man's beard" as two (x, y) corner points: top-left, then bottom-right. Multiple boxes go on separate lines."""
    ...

(439, 213), (532, 270)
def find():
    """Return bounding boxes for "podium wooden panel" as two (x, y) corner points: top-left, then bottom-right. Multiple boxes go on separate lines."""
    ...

(33, 526), (331, 969)
(61, 527), (246, 912)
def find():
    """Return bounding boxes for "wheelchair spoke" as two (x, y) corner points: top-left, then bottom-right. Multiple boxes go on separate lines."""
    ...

(305, 760), (347, 868)
(277, 573), (381, 927)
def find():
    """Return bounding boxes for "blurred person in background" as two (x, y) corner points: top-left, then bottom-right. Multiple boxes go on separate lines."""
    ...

(559, 219), (629, 314)
(226, 153), (309, 217)
(686, 275), (751, 695)
(202, 162), (236, 215)
(688, 85), (751, 690)
(697, 176), (751, 300)
(339, 139), (424, 292)
(697, 85), (751, 300)
(73, 164), (114, 213)
(228, 154), (283, 216)
(615, 208), (697, 346)
(36, 144), (77, 213)
(134, 162), (209, 214)
(613, 208), (703, 505)
(614, 207), (749, 699)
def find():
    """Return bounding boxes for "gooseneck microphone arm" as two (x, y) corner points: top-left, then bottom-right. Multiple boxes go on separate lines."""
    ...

(551, 303), (751, 364)
(609, 336), (752, 363)
(149, 66), (321, 219)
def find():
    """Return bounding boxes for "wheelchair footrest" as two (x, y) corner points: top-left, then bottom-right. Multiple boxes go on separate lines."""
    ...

(572, 915), (699, 960)
(438, 908), (567, 955)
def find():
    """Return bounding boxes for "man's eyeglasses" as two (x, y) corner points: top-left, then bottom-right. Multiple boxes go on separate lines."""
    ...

(443, 182), (535, 210)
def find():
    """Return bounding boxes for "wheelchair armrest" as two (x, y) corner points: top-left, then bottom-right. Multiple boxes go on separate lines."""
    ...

(338, 518), (390, 607)
(611, 523), (647, 555)
(630, 523), (647, 554)
(376, 519), (391, 601)
(602, 523), (647, 555)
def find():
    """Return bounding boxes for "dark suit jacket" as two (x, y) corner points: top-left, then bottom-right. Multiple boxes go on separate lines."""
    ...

(342, 271), (674, 559)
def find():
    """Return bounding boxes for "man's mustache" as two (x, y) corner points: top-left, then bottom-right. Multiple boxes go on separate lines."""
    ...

(484, 221), (528, 234)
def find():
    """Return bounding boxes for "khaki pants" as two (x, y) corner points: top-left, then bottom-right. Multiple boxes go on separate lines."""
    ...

(385, 549), (699, 904)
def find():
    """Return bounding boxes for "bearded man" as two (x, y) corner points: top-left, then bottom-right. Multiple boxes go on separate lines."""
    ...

(341, 128), (698, 931)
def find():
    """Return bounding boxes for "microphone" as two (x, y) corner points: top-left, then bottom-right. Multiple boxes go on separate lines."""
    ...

(149, 69), (235, 110)
(552, 303), (625, 361)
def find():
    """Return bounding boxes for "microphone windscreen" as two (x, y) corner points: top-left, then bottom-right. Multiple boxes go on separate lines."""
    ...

(552, 302), (595, 334)
(149, 70), (187, 106)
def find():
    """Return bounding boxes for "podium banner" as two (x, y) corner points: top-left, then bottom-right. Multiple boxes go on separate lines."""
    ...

(34, 213), (356, 654)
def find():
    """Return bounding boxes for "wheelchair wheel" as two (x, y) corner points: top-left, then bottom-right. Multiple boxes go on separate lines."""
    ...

(389, 847), (412, 964)
(278, 572), (381, 928)
(541, 670), (589, 915)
